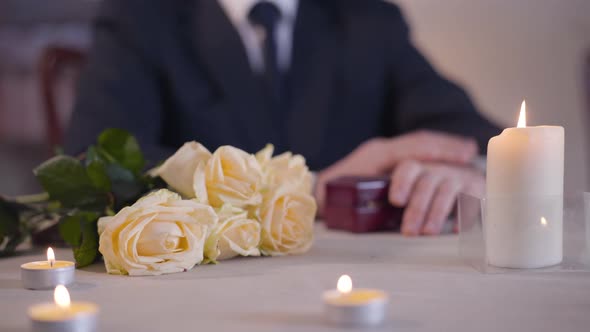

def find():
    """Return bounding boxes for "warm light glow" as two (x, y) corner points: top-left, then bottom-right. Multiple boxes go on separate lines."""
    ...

(541, 217), (548, 227)
(54, 285), (71, 309)
(517, 100), (527, 128)
(337, 275), (353, 294)
(47, 247), (55, 267)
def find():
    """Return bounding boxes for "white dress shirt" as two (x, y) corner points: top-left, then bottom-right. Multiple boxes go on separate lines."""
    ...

(216, 0), (299, 73)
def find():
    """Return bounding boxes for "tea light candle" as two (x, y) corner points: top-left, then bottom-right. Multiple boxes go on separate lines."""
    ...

(28, 285), (99, 332)
(486, 100), (564, 268)
(21, 248), (75, 290)
(323, 275), (389, 327)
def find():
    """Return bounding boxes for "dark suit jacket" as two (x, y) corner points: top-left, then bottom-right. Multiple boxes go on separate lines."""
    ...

(66, 0), (500, 170)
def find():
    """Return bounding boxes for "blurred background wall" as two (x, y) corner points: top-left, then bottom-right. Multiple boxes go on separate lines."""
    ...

(0, 0), (589, 195)
(394, 0), (590, 194)
(0, 0), (97, 195)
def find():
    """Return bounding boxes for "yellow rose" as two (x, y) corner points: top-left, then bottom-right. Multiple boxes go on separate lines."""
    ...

(204, 205), (261, 262)
(149, 142), (211, 198)
(97, 189), (218, 276)
(256, 144), (313, 194)
(194, 146), (263, 209)
(259, 185), (317, 256)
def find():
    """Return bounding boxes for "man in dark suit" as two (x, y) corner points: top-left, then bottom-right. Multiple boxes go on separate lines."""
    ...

(66, 0), (500, 236)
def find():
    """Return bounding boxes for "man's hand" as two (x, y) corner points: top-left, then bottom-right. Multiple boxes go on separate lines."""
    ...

(315, 130), (482, 235)
(388, 161), (484, 236)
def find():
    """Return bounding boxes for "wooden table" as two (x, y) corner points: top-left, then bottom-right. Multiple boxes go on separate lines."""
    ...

(1, 224), (589, 332)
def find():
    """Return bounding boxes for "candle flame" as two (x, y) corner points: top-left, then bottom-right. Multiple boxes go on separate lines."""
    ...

(54, 285), (71, 309)
(517, 100), (527, 128)
(337, 275), (353, 294)
(541, 217), (548, 227)
(47, 247), (55, 267)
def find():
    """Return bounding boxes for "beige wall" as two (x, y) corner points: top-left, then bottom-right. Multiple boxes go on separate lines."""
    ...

(393, 0), (590, 194)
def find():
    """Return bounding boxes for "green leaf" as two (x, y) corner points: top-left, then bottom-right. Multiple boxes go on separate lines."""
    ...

(34, 156), (108, 210)
(59, 215), (83, 247)
(74, 215), (100, 268)
(59, 211), (100, 267)
(84, 146), (102, 166)
(107, 164), (145, 210)
(97, 129), (145, 174)
(87, 161), (111, 192)
(86, 145), (114, 195)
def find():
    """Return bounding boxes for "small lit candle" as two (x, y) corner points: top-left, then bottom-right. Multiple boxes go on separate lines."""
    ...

(323, 275), (389, 327)
(28, 285), (99, 332)
(21, 248), (75, 290)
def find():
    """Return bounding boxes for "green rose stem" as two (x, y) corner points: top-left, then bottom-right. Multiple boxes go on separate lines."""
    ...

(14, 193), (50, 205)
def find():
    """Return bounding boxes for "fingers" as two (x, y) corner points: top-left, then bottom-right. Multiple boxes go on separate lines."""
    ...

(323, 138), (388, 178)
(389, 160), (484, 236)
(386, 131), (478, 169)
(429, 133), (478, 164)
(389, 160), (423, 207)
(401, 173), (442, 236)
(325, 132), (478, 178)
(313, 174), (327, 217)
(422, 178), (462, 235)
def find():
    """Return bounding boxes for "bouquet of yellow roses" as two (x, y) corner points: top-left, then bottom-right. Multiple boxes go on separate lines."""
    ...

(0, 130), (316, 276)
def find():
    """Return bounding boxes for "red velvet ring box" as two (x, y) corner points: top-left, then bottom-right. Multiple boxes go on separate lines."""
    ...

(324, 176), (403, 233)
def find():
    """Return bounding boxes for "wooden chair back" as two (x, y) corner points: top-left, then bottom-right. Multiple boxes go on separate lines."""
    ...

(38, 46), (86, 149)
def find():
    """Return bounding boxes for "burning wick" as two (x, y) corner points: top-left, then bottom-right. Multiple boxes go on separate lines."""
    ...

(337, 274), (353, 294)
(54, 285), (71, 310)
(517, 100), (527, 128)
(47, 247), (56, 268)
(540, 217), (548, 227)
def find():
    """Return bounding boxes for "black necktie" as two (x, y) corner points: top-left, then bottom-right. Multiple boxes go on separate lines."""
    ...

(248, 2), (283, 105)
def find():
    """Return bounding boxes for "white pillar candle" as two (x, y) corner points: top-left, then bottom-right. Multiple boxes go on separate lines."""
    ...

(486, 101), (564, 268)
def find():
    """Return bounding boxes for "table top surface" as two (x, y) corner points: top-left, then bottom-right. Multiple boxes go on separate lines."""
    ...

(1, 224), (589, 332)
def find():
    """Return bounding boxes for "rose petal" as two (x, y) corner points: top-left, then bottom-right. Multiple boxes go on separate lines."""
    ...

(150, 142), (211, 198)
(98, 189), (216, 276)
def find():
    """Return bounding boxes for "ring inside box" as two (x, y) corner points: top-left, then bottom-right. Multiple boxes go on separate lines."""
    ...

(324, 176), (403, 233)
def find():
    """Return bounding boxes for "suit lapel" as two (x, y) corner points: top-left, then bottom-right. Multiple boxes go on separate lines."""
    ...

(183, 0), (279, 149)
(287, 0), (339, 163)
